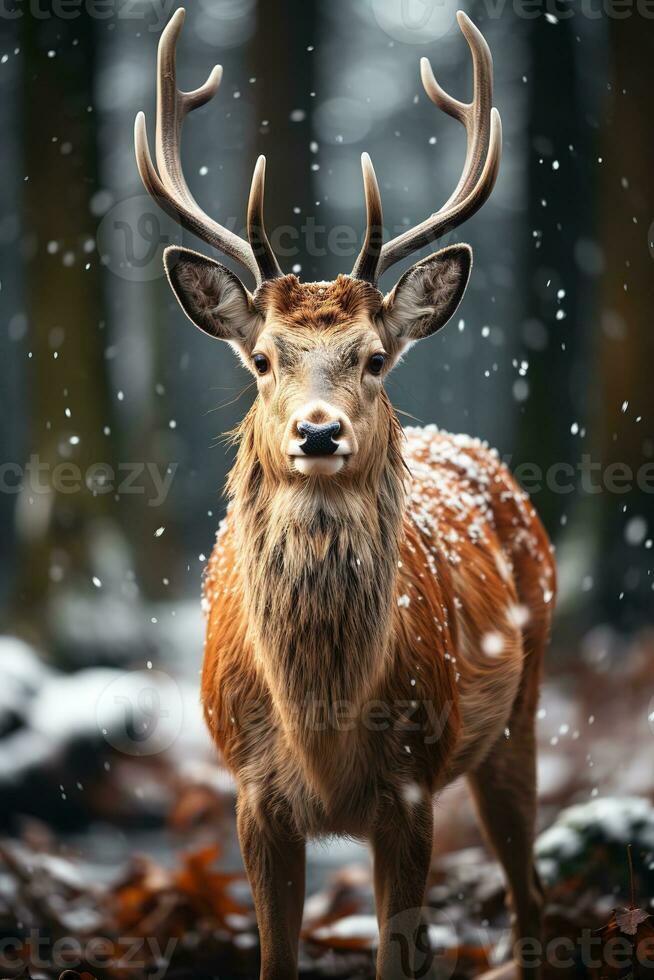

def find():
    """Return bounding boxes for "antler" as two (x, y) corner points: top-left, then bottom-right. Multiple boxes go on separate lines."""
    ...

(134, 7), (282, 286)
(352, 11), (502, 285)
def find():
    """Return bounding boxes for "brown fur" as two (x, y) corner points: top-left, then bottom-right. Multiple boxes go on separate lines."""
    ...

(191, 273), (556, 980)
(257, 273), (383, 330)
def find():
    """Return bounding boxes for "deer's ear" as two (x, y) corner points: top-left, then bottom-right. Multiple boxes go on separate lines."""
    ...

(163, 247), (260, 348)
(379, 244), (472, 348)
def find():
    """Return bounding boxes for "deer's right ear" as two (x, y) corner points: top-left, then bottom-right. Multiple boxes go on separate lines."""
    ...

(163, 247), (260, 349)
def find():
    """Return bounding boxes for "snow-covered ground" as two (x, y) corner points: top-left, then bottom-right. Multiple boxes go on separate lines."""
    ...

(1, 623), (653, 894)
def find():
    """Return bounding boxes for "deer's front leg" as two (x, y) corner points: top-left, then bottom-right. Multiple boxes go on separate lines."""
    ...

(372, 789), (434, 980)
(236, 789), (306, 980)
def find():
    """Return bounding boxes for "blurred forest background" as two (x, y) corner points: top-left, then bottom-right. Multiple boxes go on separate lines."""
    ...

(0, 1), (653, 978)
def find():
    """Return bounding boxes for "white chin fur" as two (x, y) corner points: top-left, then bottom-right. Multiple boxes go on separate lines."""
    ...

(293, 456), (345, 477)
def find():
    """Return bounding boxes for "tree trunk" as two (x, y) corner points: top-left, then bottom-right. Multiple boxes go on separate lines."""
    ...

(15, 8), (123, 637)
(514, 17), (595, 536)
(254, 0), (318, 278)
(593, 16), (654, 627)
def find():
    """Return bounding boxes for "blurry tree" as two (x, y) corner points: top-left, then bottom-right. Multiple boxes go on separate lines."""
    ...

(93, 16), (192, 600)
(514, 16), (595, 536)
(0, 20), (23, 616)
(15, 7), (126, 640)
(593, 15), (654, 627)
(253, 0), (317, 278)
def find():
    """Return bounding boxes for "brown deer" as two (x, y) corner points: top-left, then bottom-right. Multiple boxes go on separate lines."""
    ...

(136, 10), (556, 980)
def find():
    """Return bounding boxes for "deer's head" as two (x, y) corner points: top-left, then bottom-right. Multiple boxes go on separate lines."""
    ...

(135, 9), (501, 482)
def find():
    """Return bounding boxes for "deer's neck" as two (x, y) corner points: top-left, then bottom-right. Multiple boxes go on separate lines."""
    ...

(229, 402), (406, 728)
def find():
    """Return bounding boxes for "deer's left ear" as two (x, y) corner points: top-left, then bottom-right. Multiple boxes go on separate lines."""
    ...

(379, 244), (472, 348)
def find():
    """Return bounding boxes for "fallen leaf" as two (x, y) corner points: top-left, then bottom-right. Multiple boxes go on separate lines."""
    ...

(615, 907), (652, 937)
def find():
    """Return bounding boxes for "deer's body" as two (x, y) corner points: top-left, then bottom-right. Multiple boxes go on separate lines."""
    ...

(137, 11), (555, 977)
(203, 422), (554, 840)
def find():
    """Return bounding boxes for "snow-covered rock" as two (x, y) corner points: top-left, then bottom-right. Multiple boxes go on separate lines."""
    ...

(0, 636), (51, 737)
(536, 796), (654, 888)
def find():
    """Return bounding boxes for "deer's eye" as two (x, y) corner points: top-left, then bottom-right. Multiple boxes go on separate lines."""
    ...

(253, 353), (269, 375)
(367, 353), (386, 376)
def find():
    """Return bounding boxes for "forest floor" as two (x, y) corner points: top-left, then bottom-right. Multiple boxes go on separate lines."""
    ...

(0, 626), (653, 980)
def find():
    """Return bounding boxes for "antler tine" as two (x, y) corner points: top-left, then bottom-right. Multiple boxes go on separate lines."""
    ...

(422, 11), (494, 209)
(155, 8), (214, 205)
(135, 7), (280, 286)
(135, 111), (257, 279)
(248, 156), (284, 280)
(375, 109), (501, 279)
(352, 11), (501, 285)
(351, 153), (384, 284)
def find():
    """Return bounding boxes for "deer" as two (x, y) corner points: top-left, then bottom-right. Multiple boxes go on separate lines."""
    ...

(135, 9), (556, 980)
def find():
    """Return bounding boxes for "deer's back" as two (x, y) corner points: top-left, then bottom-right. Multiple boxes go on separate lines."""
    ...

(402, 426), (556, 777)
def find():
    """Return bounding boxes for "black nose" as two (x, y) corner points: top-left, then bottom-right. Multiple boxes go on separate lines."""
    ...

(297, 420), (341, 456)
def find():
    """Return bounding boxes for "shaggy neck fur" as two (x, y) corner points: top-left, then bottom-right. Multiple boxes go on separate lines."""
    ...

(228, 392), (406, 737)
